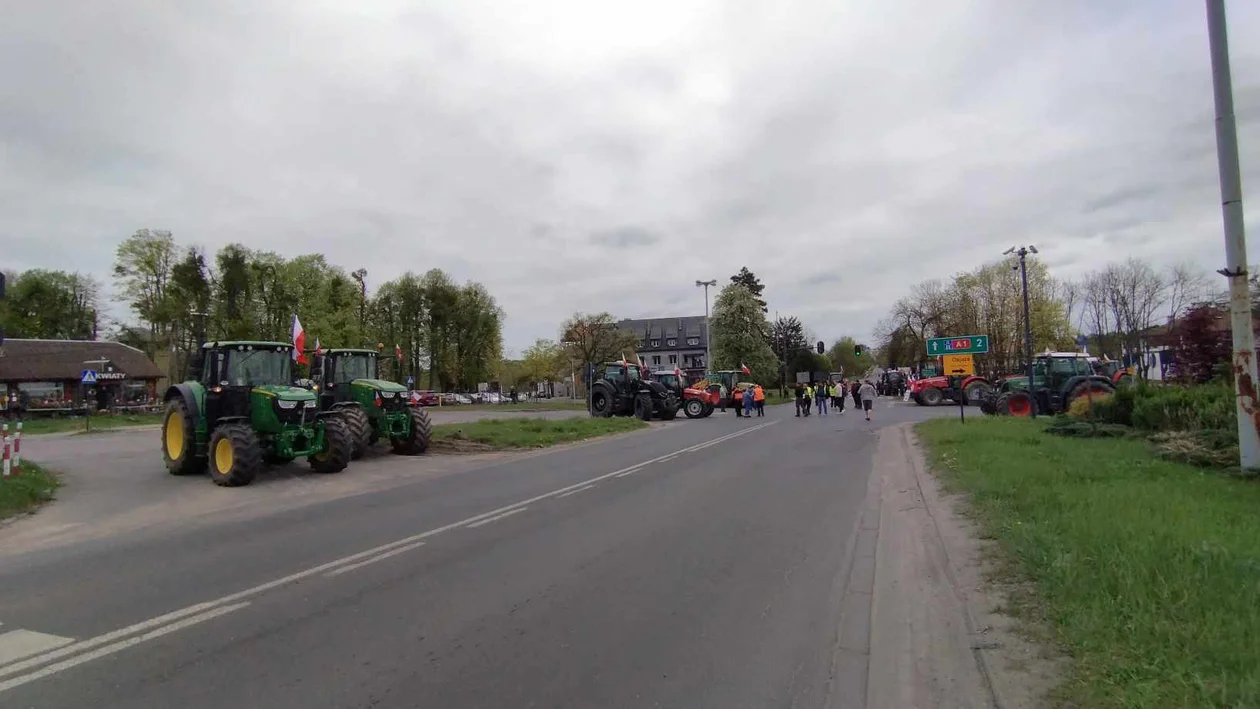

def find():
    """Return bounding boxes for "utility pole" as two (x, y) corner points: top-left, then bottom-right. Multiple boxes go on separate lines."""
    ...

(696, 280), (717, 373)
(1005, 246), (1038, 417)
(1207, 0), (1260, 468)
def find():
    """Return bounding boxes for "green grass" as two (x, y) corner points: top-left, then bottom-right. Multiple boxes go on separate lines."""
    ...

(14, 412), (165, 435)
(432, 416), (646, 450)
(449, 399), (588, 412)
(0, 461), (60, 520)
(916, 417), (1260, 708)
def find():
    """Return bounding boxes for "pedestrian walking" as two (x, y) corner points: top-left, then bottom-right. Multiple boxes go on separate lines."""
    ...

(860, 379), (878, 421)
(802, 383), (813, 417)
(753, 384), (766, 417)
(733, 386), (744, 417)
(743, 384), (755, 418)
(851, 379), (861, 409)
(834, 379), (846, 414)
(815, 381), (828, 416)
(794, 382), (805, 417)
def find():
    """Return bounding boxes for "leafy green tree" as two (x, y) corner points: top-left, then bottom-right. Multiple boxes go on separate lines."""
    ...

(560, 312), (640, 375)
(521, 338), (566, 391)
(710, 283), (778, 383)
(420, 269), (461, 389)
(168, 248), (212, 379)
(826, 336), (865, 376)
(113, 229), (177, 342)
(0, 269), (100, 339)
(449, 282), (504, 389)
(213, 244), (253, 340)
(730, 266), (767, 312)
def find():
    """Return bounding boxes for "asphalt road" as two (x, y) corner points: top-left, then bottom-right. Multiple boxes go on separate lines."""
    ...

(0, 398), (950, 708)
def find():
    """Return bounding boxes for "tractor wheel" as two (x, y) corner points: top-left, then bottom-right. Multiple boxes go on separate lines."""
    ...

(391, 406), (433, 456)
(162, 397), (203, 476)
(1067, 380), (1115, 409)
(919, 387), (944, 406)
(684, 398), (706, 418)
(660, 402), (679, 421)
(1005, 392), (1034, 417)
(702, 402), (715, 418)
(635, 393), (654, 421)
(991, 392), (1011, 415)
(343, 406), (372, 459)
(310, 416), (352, 473)
(590, 389), (613, 418)
(964, 380), (993, 407)
(208, 423), (262, 487)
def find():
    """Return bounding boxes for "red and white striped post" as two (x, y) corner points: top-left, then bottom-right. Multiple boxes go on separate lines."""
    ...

(11, 421), (21, 474)
(2, 423), (10, 478)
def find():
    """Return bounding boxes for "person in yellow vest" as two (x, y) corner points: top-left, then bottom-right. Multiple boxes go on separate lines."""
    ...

(802, 383), (813, 417)
(752, 383), (766, 417)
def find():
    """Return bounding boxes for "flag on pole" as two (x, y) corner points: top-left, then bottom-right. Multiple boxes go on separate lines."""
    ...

(395, 344), (403, 363)
(291, 316), (308, 365)
(314, 338), (323, 357)
(621, 353), (628, 365)
(740, 362), (751, 375)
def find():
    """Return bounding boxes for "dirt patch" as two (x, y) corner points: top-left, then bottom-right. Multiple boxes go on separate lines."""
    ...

(429, 438), (497, 454)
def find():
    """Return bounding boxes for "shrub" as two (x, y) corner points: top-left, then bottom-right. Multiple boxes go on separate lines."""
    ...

(1130, 382), (1236, 439)
(1067, 391), (1112, 419)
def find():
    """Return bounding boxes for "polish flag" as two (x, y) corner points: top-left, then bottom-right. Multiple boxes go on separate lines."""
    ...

(740, 362), (751, 375)
(395, 344), (404, 363)
(291, 316), (308, 365)
(314, 338), (323, 356)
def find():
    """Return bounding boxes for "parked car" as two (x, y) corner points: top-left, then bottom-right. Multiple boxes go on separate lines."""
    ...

(409, 390), (440, 406)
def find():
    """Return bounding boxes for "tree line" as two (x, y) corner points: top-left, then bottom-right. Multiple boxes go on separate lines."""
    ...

(2, 229), (504, 391)
(874, 254), (1219, 377)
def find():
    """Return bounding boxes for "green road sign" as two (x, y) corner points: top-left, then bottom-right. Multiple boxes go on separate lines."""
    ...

(926, 335), (989, 356)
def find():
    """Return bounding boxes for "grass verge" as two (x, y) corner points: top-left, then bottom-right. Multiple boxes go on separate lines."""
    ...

(450, 399), (588, 412)
(14, 412), (165, 435)
(916, 416), (1260, 708)
(432, 416), (646, 450)
(0, 461), (60, 520)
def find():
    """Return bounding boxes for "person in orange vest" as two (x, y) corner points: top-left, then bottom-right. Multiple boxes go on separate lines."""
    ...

(733, 385), (744, 417)
(752, 383), (766, 417)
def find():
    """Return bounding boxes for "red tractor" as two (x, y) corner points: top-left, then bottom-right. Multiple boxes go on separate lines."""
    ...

(909, 373), (993, 407)
(649, 368), (718, 418)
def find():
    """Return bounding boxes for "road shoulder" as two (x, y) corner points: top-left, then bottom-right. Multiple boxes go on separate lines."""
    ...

(866, 423), (1062, 709)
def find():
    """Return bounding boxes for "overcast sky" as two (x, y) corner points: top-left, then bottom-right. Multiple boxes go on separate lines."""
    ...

(4, 0), (1260, 354)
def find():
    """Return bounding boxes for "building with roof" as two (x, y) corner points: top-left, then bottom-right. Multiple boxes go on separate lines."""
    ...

(616, 316), (709, 378)
(0, 339), (164, 412)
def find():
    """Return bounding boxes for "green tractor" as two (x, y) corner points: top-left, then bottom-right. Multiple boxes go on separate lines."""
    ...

(161, 341), (354, 486)
(309, 348), (432, 458)
(981, 351), (1116, 417)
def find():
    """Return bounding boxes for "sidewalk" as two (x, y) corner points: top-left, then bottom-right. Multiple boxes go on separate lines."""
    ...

(859, 423), (1060, 708)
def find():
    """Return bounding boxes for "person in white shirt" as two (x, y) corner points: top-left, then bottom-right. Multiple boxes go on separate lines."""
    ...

(859, 380), (878, 421)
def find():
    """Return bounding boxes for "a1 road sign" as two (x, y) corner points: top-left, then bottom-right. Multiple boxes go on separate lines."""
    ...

(927, 335), (989, 356)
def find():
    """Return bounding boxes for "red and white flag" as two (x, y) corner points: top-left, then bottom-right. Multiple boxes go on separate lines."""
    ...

(291, 315), (308, 365)
(740, 362), (751, 375)
(314, 338), (323, 357)
(395, 344), (403, 363)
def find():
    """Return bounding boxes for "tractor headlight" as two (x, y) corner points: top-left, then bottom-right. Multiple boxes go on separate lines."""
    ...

(303, 399), (316, 408)
(277, 399), (299, 409)
(380, 391), (395, 399)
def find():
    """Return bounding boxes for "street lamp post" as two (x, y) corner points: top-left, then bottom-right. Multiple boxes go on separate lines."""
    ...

(1005, 246), (1038, 417)
(696, 279), (717, 373)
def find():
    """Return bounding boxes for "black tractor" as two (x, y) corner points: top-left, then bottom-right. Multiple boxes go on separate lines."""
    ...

(589, 362), (680, 421)
(981, 352), (1116, 416)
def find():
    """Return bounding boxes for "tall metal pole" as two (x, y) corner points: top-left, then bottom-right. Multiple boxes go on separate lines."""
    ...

(696, 280), (717, 373)
(1019, 250), (1036, 418)
(1207, 0), (1260, 468)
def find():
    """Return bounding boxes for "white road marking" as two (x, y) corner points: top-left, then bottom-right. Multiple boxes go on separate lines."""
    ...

(0, 603), (248, 694)
(557, 484), (596, 499)
(323, 541), (427, 578)
(0, 421), (780, 692)
(0, 630), (74, 666)
(657, 455), (678, 464)
(614, 465), (643, 478)
(466, 508), (528, 528)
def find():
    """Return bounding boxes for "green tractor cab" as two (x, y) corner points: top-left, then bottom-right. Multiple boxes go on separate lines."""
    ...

(309, 348), (431, 458)
(161, 341), (354, 486)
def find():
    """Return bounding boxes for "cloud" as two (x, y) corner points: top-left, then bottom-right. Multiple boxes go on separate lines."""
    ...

(3, 0), (1260, 352)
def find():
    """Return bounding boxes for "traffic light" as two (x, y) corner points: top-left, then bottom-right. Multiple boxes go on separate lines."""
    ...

(816, 340), (825, 354)
(854, 344), (862, 357)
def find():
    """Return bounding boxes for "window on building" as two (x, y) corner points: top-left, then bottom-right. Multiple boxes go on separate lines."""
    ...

(667, 339), (676, 347)
(650, 340), (660, 347)
(652, 356), (661, 365)
(18, 381), (66, 408)
(668, 354), (678, 364)
(687, 338), (699, 346)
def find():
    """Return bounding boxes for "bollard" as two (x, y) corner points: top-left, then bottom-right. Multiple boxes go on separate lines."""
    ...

(2, 423), (9, 478)
(12, 421), (21, 474)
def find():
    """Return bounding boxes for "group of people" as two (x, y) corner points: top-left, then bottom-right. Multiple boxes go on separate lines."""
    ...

(731, 382), (767, 418)
(794, 379), (878, 421)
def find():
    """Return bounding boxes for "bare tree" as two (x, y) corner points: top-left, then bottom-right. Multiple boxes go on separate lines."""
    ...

(1165, 262), (1212, 324)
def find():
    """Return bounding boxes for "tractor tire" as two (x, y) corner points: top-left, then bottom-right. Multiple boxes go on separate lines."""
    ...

(964, 380), (993, 407)
(310, 416), (353, 473)
(991, 392), (1011, 415)
(919, 387), (944, 406)
(343, 406), (372, 459)
(635, 393), (654, 421)
(1005, 392), (1034, 417)
(660, 402), (679, 421)
(1067, 380), (1115, 408)
(207, 423), (262, 487)
(391, 406), (433, 456)
(683, 398), (706, 419)
(590, 389), (613, 418)
(162, 397), (203, 476)
(702, 402), (714, 418)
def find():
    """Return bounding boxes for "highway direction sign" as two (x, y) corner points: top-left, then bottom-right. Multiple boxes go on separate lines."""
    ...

(926, 335), (989, 356)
